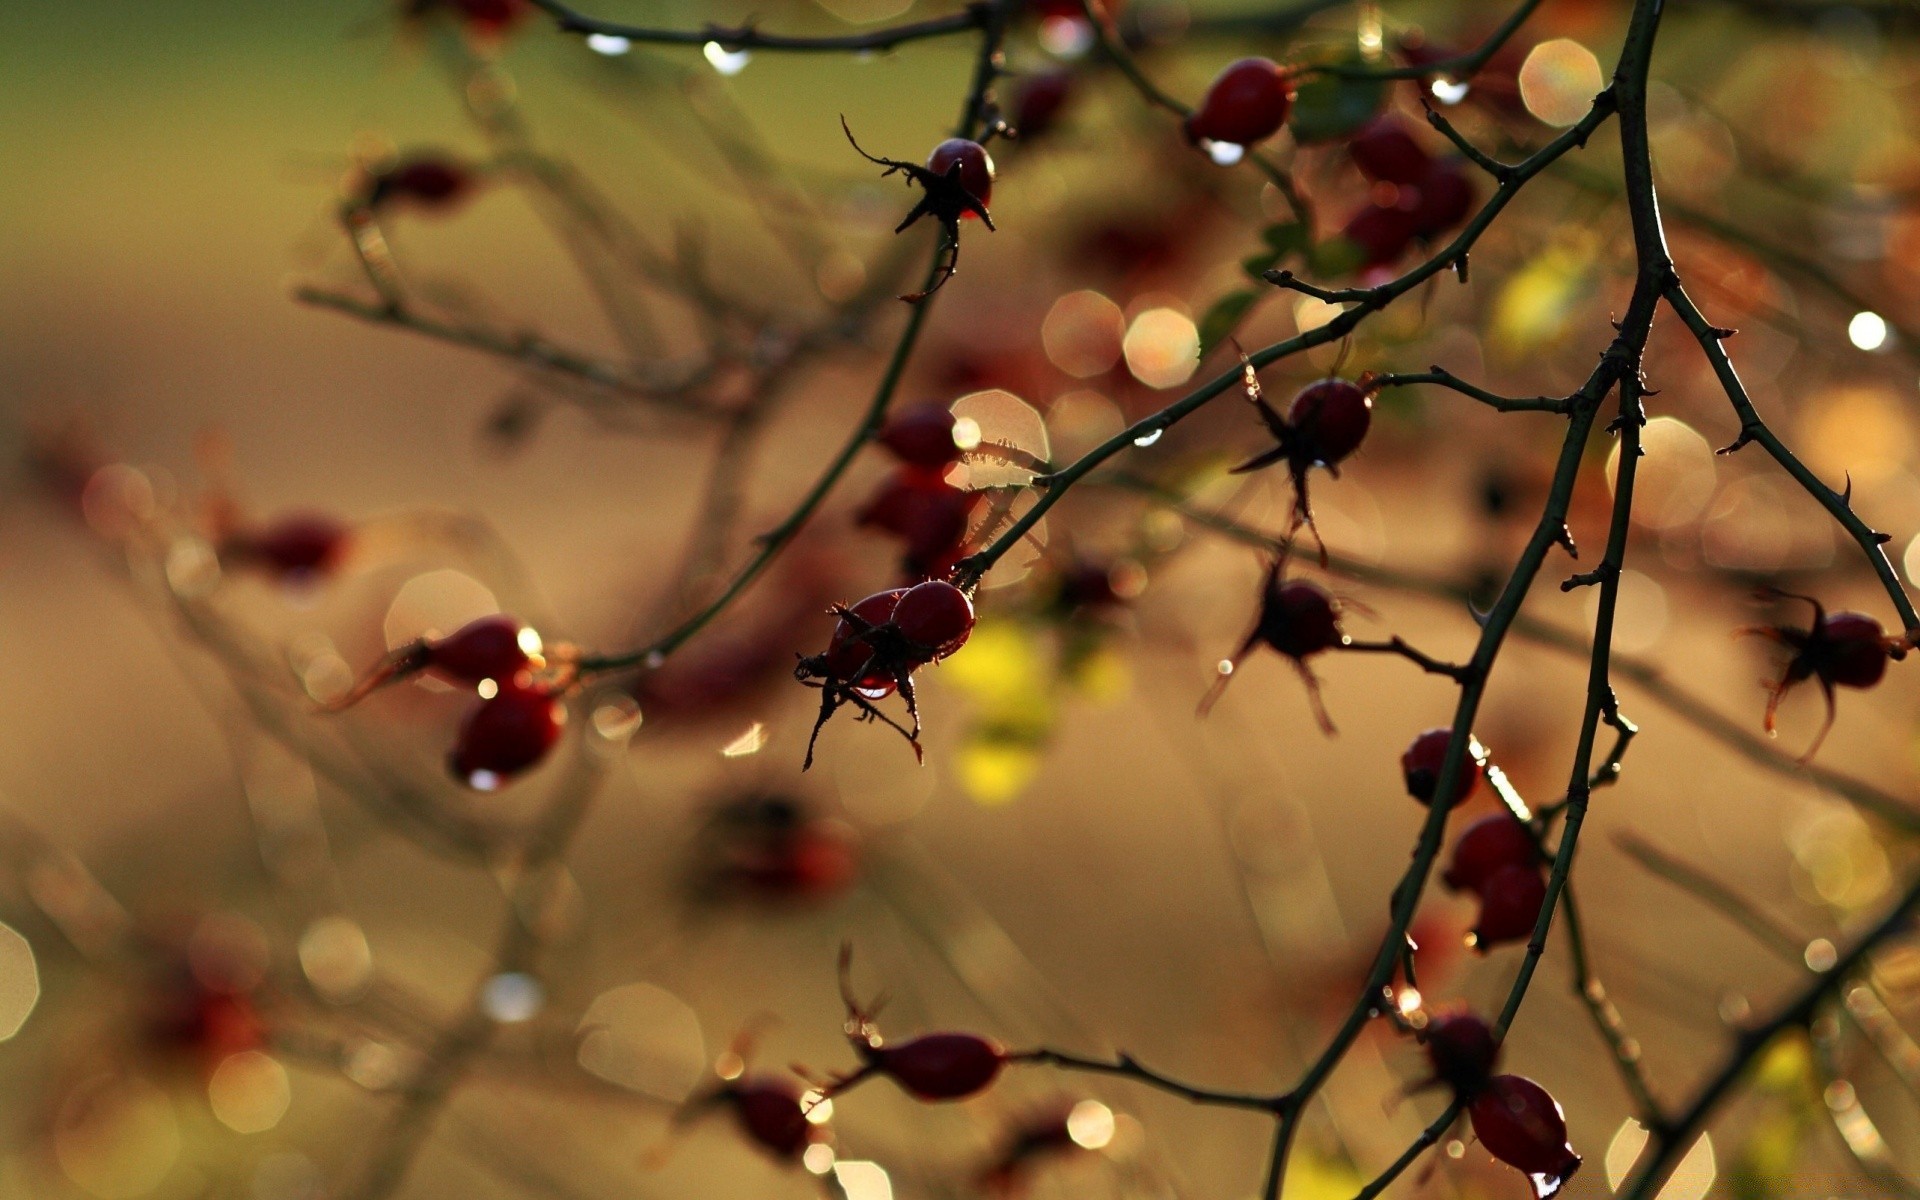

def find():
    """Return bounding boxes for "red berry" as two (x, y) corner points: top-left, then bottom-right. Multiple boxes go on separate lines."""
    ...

(1424, 1010), (1500, 1097)
(449, 683), (563, 789)
(367, 155), (474, 212)
(926, 139), (994, 215)
(1442, 816), (1538, 895)
(1472, 864), (1548, 950)
(425, 615), (534, 687)
(723, 1078), (818, 1160)
(1817, 611), (1890, 688)
(1256, 579), (1343, 660)
(893, 580), (975, 660)
(1013, 70), (1075, 139)
(823, 588), (910, 693)
(706, 796), (860, 902)
(1287, 379), (1372, 466)
(1410, 159), (1475, 237)
(1349, 117), (1431, 185)
(405, 0), (529, 35)
(223, 513), (350, 579)
(1468, 1075), (1581, 1196)
(878, 403), (963, 468)
(875, 1032), (1007, 1100)
(1339, 203), (1419, 268)
(1184, 58), (1295, 147)
(1401, 727), (1479, 806)
(857, 468), (980, 579)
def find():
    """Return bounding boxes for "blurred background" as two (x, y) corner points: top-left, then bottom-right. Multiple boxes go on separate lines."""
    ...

(6, 0), (1920, 1196)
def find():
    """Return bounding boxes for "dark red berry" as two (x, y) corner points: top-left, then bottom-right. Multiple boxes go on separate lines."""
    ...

(1202, 568), (1345, 729)
(425, 615), (535, 686)
(1401, 727), (1480, 806)
(1257, 579), (1344, 659)
(1012, 70), (1075, 139)
(1468, 1074), (1581, 1196)
(1817, 611), (1890, 688)
(1747, 590), (1897, 760)
(879, 403), (963, 468)
(449, 683), (563, 789)
(1184, 58), (1295, 147)
(1424, 1010), (1500, 1097)
(978, 1105), (1085, 1194)
(1410, 159), (1474, 237)
(704, 795), (860, 903)
(893, 580), (975, 660)
(1349, 117), (1431, 185)
(148, 979), (265, 1071)
(1287, 379), (1373, 466)
(857, 468), (980, 580)
(1442, 815), (1538, 895)
(926, 139), (995, 215)
(723, 1078), (818, 1160)
(405, 0), (529, 35)
(222, 513), (350, 579)
(875, 1032), (1007, 1100)
(822, 588), (910, 694)
(1340, 203), (1419, 268)
(1472, 864), (1548, 950)
(366, 155), (475, 212)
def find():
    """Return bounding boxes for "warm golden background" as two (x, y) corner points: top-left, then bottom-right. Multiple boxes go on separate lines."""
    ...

(5, 1), (1920, 1197)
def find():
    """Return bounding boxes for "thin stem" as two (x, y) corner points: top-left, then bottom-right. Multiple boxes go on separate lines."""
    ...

(524, 0), (988, 52)
(1371, 368), (1566, 414)
(1561, 886), (1667, 1128)
(1316, 0), (1549, 82)
(1009, 1049), (1284, 1112)
(1665, 283), (1920, 635)
(1338, 636), (1470, 682)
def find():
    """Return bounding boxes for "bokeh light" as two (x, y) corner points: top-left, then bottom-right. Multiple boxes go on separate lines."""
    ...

(1519, 39), (1605, 126)
(1122, 308), (1200, 389)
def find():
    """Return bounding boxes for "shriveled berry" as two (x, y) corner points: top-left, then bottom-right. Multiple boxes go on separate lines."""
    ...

(1184, 58), (1295, 147)
(1410, 159), (1474, 237)
(927, 139), (995, 215)
(893, 579), (975, 660)
(1442, 815), (1538, 895)
(875, 1032), (1007, 1100)
(449, 683), (562, 789)
(1288, 379), (1372, 466)
(1468, 1074), (1581, 1197)
(723, 1078), (818, 1160)
(223, 513), (349, 579)
(1424, 1010), (1500, 1097)
(1401, 727), (1480, 806)
(1349, 117), (1431, 185)
(879, 403), (963, 468)
(1472, 864), (1548, 950)
(425, 615), (535, 686)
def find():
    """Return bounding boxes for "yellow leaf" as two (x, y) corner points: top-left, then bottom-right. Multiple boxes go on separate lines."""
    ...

(956, 739), (1043, 806)
(1490, 236), (1599, 356)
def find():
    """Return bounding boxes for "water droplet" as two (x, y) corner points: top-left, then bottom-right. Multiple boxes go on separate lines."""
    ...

(590, 693), (644, 743)
(1205, 140), (1246, 166)
(703, 41), (751, 74)
(586, 32), (631, 54)
(1132, 427), (1164, 447)
(644, 650), (666, 669)
(482, 972), (545, 1023)
(1431, 78), (1471, 105)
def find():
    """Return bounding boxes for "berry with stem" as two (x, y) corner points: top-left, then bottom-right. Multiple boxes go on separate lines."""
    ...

(821, 945), (1007, 1101)
(1468, 1074), (1581, 1198)
(1401, 727), (1481, 806)
(448, 682), (564, 790)
(1741, 587), (1898, 761)
(842, 119), (996, 303)
(1184, 58), (1295, 148)
(1227, 358), (1376, 563)
(1200, 558), (1344, 729)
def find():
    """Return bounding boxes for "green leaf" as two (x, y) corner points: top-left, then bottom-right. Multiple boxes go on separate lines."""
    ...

(1198, 289), (1260, 357)
(1307, 235), (1366, 278)
(1262, 222), (1309, 256)
(1288, 59), (1387, 144)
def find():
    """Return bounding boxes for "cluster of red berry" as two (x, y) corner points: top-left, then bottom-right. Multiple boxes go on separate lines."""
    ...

(1336, 116), (1475, 272)
(1419, 1012), (1581, 1196)
(332, 614), (567, 790)
(793, 578), (977, 768)
(858, 403), (982, 581)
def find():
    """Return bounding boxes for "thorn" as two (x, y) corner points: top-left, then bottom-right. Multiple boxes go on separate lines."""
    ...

(1842, 472), (1854, 508)
(1874, 531), (1894, 546)
(1555, 525), (1579, 559)
(1710, 326), (1737, 340)
(1453, 254), (1469, 284)
(1717, 428), (1756, 456)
